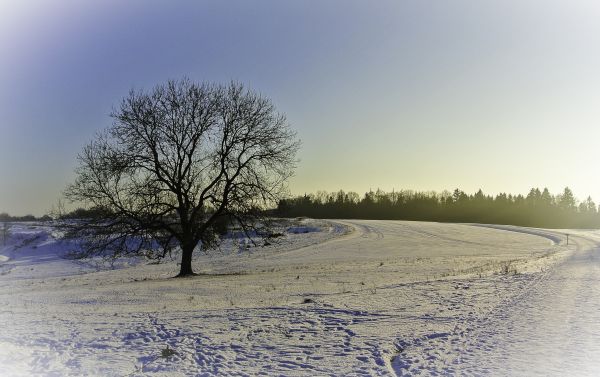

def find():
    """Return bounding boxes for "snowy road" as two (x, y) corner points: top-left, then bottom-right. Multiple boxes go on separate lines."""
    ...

(394, 231), (600, 376)
(462, 233), (600, 375)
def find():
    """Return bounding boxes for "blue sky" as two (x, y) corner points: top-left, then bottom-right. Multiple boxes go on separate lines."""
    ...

(2, 1), (600, 215)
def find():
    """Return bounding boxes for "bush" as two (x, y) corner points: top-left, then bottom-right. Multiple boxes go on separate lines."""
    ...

(161, 346), (177, 358)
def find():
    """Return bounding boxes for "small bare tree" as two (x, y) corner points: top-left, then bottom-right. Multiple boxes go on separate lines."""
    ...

(65, 79), (299, 276)
(2, 222), (9, 246)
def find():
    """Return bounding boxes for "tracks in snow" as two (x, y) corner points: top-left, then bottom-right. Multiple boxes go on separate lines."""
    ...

(117, 307), (393, 376)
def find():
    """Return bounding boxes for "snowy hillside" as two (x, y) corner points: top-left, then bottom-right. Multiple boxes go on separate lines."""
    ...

(0, 219), (598, 376)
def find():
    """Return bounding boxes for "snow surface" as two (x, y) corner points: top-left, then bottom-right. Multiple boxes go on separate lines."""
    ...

(0, 219), (598, 376)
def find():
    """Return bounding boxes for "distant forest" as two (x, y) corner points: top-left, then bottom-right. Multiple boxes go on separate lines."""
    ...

(3, 187), (599, 229)
(277, 187), (600, 229)
(0, 213), (51, 222)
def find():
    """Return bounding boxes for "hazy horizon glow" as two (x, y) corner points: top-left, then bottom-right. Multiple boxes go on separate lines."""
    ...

(2, 0), (600, 215)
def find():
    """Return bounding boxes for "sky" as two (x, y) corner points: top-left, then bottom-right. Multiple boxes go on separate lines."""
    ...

(1, 0), (600, 216)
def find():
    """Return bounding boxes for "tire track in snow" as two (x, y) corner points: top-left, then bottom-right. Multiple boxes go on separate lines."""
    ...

(470, 223), (564, 245)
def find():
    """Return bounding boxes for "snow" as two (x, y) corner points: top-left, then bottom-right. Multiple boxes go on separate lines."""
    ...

(0, 219), (598, 376)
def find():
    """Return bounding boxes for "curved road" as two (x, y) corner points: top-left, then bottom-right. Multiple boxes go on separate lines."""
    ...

(393, 231), (600, 376)
(463, 233), (600, 375)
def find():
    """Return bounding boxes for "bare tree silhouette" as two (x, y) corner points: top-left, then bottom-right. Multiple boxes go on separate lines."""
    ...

(65, 79), (299, 276)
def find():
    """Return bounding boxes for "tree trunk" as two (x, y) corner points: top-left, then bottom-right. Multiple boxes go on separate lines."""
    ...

(177, 244), (195, 277)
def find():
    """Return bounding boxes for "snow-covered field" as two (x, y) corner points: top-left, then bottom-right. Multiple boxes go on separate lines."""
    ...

(1, 219), (598, 376)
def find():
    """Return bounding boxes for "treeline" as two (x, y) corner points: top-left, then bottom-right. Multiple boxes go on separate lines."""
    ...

(277, 187), (600, 229)
(0, 213), (52, 222)
(0, 207), (106, 223)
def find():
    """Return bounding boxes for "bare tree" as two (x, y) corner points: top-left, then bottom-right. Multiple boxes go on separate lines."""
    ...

(2, 222), (9, 246)
(64, 79), (300, 276)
